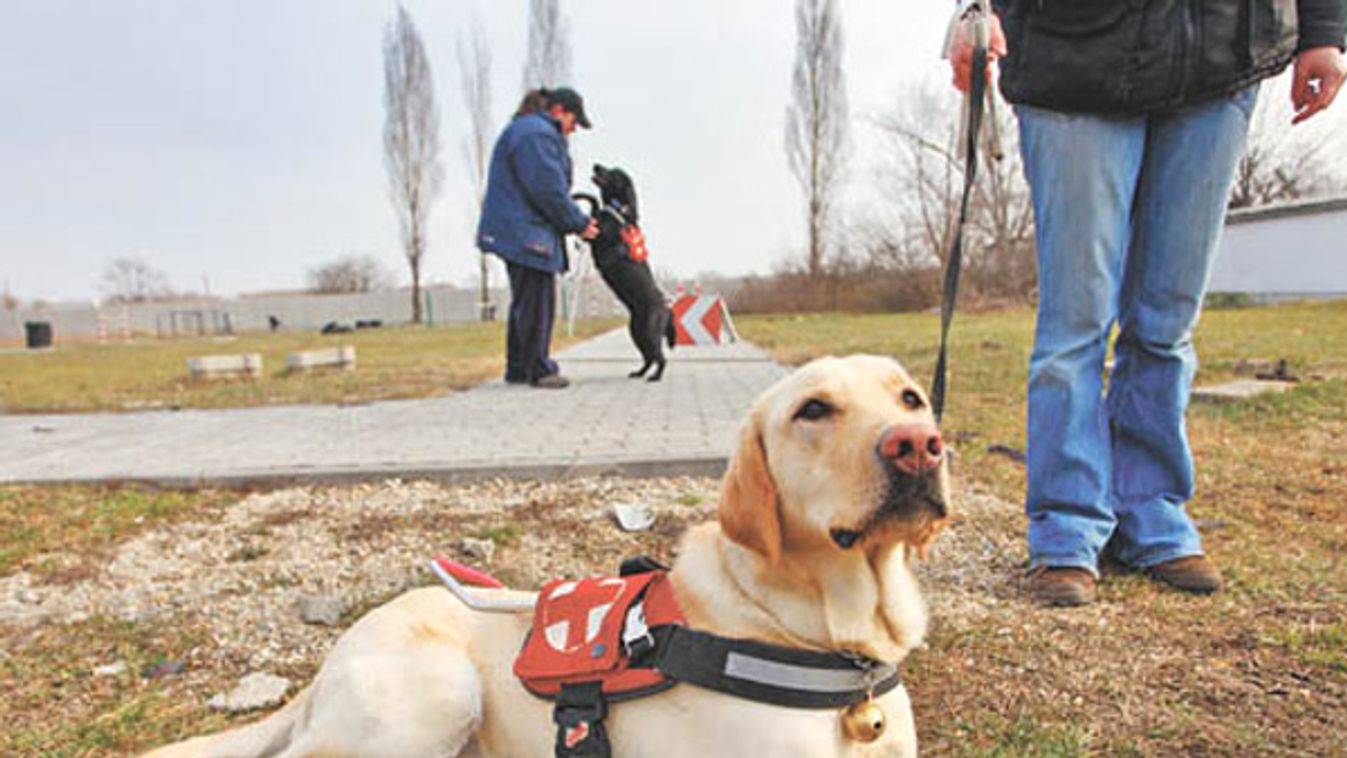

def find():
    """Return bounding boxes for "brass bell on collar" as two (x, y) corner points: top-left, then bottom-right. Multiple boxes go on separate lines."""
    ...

(842, 698), (886, 743)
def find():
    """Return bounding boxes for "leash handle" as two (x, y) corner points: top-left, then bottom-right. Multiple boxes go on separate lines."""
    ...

(430, 556), (535, 613)
(571, 192), (600, 217)
(932, 2), (991, 423)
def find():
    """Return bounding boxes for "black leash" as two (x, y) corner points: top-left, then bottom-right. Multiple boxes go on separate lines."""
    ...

(931, 10), (990, 423)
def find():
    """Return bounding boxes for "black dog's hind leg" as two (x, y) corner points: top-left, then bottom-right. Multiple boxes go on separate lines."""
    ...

(647, 358), (666, 382)
(629, 360), (653, 378)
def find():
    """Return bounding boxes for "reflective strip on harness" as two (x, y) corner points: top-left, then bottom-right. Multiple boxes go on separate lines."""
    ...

(724, 652), (898, 694)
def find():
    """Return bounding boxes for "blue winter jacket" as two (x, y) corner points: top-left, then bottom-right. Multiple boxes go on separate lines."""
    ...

(476, 112), (590, 274)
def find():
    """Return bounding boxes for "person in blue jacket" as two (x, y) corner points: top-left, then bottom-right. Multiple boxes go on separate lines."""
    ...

(477, 87), (598, 389)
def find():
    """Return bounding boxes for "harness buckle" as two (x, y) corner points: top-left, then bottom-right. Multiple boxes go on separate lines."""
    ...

(620, 601), (656, 660)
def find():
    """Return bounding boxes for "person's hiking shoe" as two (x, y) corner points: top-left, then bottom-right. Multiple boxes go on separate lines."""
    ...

(1029, 567), (1097, 607)
(531, 374), (570, 389)
(1147, 556), (1223, 594)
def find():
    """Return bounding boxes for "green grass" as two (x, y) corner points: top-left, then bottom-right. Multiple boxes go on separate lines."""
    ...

(0, 485), (233, 579)
(948, 714), (1090, 758)
(471, 523), (523, 546)
(1268, 622), (1347, 673)
(0, 318), (621, 413)
(0, 616), (236, 757)
(677, 492), (704, 506)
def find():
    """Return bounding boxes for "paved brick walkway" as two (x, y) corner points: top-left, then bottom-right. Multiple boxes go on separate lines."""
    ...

(0, 329), (786, 487)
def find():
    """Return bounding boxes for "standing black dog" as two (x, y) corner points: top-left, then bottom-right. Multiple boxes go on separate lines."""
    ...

(580, 164), (676, 381)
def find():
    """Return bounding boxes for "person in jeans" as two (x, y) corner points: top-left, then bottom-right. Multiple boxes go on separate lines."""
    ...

(477, 87), (598, 389)
(950, 0), (1345, 605)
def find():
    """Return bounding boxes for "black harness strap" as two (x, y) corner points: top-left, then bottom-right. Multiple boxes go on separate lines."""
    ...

(651, 626), (900, 709)
(931, 30), (990, 423)
(553, 681), (610, 758)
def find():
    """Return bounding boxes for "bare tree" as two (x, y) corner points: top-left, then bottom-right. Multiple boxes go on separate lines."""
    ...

(867, 81), (1036, 302)
(383, 5), (444, 324)
(458, 15), (495, 320)
(307, 254), (395, 294)
(522, 0), (572, 90)
(100, 256), (173, 304)
(786, 0), (849, 277)
(1230, 75), (1347, 209)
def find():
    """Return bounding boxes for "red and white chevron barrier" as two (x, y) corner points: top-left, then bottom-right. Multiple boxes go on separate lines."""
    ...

(671, 293), (736, 346)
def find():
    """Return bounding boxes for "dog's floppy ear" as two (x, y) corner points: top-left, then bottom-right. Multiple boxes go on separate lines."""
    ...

(719, 413), (782, 565)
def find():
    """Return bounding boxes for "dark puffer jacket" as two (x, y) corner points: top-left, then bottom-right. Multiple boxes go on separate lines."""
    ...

(993, 0), (1346, 114)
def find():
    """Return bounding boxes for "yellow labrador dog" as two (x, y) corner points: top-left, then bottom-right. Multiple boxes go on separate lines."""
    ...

(145, 355), (949, 758)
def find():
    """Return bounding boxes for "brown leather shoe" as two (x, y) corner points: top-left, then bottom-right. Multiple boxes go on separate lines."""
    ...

(531, 373), (571, 389)
(1148, 555), (1223, 594)
(1029, 567), (1097, 607)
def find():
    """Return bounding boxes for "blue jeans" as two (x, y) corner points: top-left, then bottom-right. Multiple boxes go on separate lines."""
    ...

(1016, 87), (1257, 575)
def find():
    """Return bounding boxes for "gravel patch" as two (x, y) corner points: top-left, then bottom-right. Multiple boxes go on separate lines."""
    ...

(0, 476), (727, 670)
(0, 476), (1020, 678)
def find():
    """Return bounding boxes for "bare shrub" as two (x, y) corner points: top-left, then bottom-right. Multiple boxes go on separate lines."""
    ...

(307, 255), (394, 294)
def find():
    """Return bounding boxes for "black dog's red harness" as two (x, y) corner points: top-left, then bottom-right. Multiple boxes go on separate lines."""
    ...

(596, 203), (647, 264)
(511, 557), (901, 757)
(573, 193), (649, 264)
(619, 222), (648, 263)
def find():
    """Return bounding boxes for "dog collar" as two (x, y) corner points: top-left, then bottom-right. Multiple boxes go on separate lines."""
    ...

(601, 201), (631, 226)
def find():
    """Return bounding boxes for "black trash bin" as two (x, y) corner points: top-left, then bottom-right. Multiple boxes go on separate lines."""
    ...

(25, 321), (53, 349)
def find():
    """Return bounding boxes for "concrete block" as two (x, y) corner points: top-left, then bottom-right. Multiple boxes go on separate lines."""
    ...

(1192, 379), (1293, 404)
(187, 353), (262, 379)
(286, 346), (356, 372)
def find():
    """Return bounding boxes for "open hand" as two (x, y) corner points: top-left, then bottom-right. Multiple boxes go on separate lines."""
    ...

(1291, 46), (1346, 124)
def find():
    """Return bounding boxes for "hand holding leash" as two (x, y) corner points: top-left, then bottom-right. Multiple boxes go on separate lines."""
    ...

(945, 0), (1006, 93)
(946, 0), (1006, 162)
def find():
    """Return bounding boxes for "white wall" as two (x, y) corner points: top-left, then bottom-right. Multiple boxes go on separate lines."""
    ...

(1, 281), (626, 344)
(1212, 203), (1347, 295)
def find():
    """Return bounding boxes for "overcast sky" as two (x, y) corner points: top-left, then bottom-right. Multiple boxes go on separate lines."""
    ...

(0, 0), (963, 303)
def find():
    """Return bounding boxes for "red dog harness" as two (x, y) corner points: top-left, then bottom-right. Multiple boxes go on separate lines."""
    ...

(619, 223), (649, 263)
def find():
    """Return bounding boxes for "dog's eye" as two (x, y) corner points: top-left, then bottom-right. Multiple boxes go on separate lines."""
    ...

(794, 398), (835, 421)
(900, 389), (924, 410)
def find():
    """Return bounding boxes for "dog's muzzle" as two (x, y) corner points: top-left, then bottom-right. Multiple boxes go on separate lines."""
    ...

(875, 422), (948, 521)
(829, 424), (949, 550)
